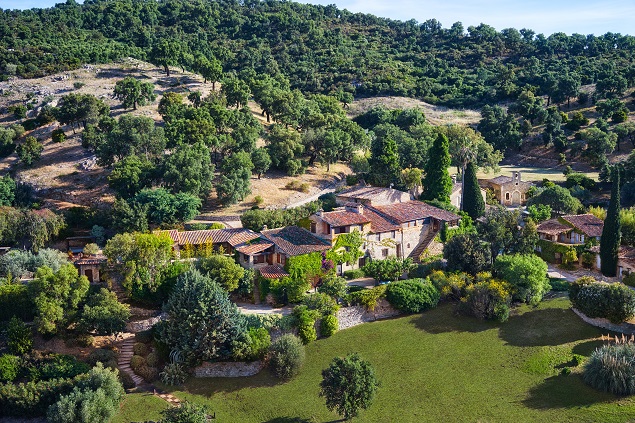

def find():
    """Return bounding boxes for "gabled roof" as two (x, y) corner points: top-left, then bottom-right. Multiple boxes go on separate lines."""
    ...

(234, 238), (274, 255)
(372, 201), (461, 223)
(487, 175), (514, 185)
(536, 219), (572, 235)
(261, 226), (331, 257)
(155, 228), (260, 247)
(561, 214), (604, 238)
(362, 207), (401, 233)
(317, 209), (371, 227)
(258, 265), (290, 279)
(337, 185), (411, 203)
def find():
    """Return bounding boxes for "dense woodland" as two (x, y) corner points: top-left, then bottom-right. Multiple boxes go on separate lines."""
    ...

(1, 0), (635, 108)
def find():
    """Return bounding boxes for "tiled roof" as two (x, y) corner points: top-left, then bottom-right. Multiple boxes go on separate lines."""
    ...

(362, 207), (401, 233)
(337, 185), (411, 203)
(537, 219), (572, 235)
(261, 226), (331, 257)
(372, 201), (461, 223)
(155, 229), (180, 243)
(258, 264), (290, 279)
(589, 245), (635, 268)
(561, 214), (604, 238)
(155, 229), (260, 247)
(318, 209), (371, 227)
(487, 175), (514, 185)
(74, 255), (107, 265)
(234, 238), (274, 255)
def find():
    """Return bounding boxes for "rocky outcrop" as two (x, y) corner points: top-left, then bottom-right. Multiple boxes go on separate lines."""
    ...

(125, 313), (167, 333)
(193, 361), (265, 378)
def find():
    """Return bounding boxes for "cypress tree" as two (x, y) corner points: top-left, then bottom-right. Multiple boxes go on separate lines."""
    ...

(600, 167), (621, 276)
(369, 137), (401, 187)
(462, 161), (485, 219)
(421, 132), (452, 203)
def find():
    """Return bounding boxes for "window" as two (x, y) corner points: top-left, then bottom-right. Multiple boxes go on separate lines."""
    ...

(391, 231), (395, 238)
(382, 249), (389, 257)
(310, 222), (316, 233)
(407, 243), (411, 248)
(254, 255), (265, 264)
(505, 192), (510, 200)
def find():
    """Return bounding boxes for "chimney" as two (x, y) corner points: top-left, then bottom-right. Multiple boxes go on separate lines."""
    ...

(356, 204), (363, 214)
(451, 174), (457, 184)
(262, 224), (268, 231)
(516, 172), (521, 183)
(316, 209), (323, 217)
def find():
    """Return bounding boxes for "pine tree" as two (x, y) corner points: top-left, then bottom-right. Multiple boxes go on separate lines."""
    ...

(422, 133), (452, 203)
(600, 167), (621, 276)
(462, 161), (485, 219)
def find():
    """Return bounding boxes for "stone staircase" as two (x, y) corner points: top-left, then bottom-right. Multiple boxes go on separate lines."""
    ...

(117, 333), (144, 386)
(408, 229), (439, 264)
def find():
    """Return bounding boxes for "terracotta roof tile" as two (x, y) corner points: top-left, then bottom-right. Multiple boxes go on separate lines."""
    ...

(156, 229), (260, 247)
(261, 226), (331, 257)
(318, 209), (371, 227)
(235, 239), (274, 255)
(537, 219), (572, 235)
(372, 201), (461, 223)
(362, 207), (401, 233)
(337, 185), (411, 204)
(561, 214), (604, 238)
(258, 265), (290, 279)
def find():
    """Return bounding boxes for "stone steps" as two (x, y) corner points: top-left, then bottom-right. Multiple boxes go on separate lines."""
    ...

(117, 333), (145, 387)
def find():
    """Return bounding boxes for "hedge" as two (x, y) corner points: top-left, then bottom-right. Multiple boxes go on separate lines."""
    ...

(0, 375), (87, 417)
(569, 278), (635, 323)
(385, 279), (440, 313)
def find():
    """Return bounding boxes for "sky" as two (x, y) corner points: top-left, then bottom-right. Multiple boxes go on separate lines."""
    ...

(1, 0), (633, 36)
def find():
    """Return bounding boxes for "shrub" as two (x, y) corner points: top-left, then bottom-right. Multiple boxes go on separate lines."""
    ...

(73, 82), (85, 89)
(460, 278), (512, 322)
(134, 329), (154, 344)
(146, 352), (159, 368)
(119, 371), (135, 390)
(386, 279), (440, 313)
(136, 365), (159, 382)
(297, 314), (317, 345)
(343, 269), (364, 280)
(268, 334), (305, 380)
(624, 273), (635, 288)
(38, 355), (90, 380)
(428, 271), (471, 301)
(87, 349), (116, 367)
(0, 284), (34, 321)
(584, 343), (635, 395)
(51, 128), (66, 143)
(0, 375), (83, 417)
(130, 355), (145, 372)
(570, 280), (635, 323)
(242, 313), (283, 331)
(160, 362), (188, 386)
(6, 316), (32, 355)
(0, 354), (20, 382)
(362, 257), (415, 281)
(76, 335), (94, 348)
(348, 285), (387, 311)
(133, 342), (149, 357)
(162, 401), (210, 423)
(303, 292), (338, 316)
(549, 278), (569, 292)
(493, 254), (550, 306)
(321, 314), (338, 337)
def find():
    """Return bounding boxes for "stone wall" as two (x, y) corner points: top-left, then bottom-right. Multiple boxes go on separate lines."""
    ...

(126, 313), (167, 333)
(337, 299), (401, 330)
(572, 308), (635, 335)
(193, 360), (264, 378)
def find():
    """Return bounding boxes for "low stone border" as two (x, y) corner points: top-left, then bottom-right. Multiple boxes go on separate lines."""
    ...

(571, 307), (635, 335)
(193, 360), (265, 378)
(337, 299), (401, 331)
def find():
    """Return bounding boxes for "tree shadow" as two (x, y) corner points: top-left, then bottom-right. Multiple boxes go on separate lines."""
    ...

(572, 339), (605, 356)
(160, 368), (286, 396)
(262, 418), (314, 423)
(523, 374), (613, 409)
(499, 307), (602, 347)
(411, 303), (495, 334)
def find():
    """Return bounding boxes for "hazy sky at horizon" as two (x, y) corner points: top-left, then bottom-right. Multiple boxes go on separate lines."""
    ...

(1, 0), (632, 36)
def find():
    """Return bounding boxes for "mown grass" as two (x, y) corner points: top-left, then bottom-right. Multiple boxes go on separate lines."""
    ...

(114, 298), (635, 422)
(476, 164), (599, 182)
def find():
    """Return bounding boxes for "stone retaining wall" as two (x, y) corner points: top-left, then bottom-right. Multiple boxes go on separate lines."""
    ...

(337, 299), (401, 330)
(125, 313), (167, 333)
(193, 360), (264, 378)
(572, 308), (635, 335)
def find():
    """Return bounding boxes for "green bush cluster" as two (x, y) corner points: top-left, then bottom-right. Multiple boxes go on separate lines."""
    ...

(0, 284), (34, 322)
(0, 374), (85, 417)
(132, 342), (149, 357)
(242, 313), (283, 332)
(362, 257), (415, 282)
(86, 349), (116, 368)
(343, 269), (364, 280)
(569, 278), (635, 323)
(385, 279), (440, 313)
(348, 285), (387, 311)
(584, 343), (635, 395)
(160, 362), (188, 386)
(6, 317), (32, 355)
(460, 278), (513, 322)
(0, 355), (20, 383)
(320, 314), (338, 338)
(268, 334), (305, 380)
(240, 201), (321, 232)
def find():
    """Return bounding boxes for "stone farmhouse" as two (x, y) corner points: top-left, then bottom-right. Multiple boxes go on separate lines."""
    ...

(535, 214), (604, 264)
(480, 172), (533, 207)
(449, 180), (487, 210)
(310, 186), (460, 272)
(588, 245), (635, 279)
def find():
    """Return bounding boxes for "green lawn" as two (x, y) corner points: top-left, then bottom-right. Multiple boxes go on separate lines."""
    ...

(476, 165), (599, 182)
(114, 298), (635, 422)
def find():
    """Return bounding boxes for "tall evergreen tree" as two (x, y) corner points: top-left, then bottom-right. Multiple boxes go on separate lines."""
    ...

(369, 137), (401, 188)
(421, 133), (452, 203)
(462, 162), (485, 219)
(600, 167), (621, 276)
